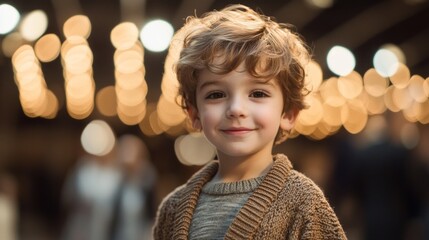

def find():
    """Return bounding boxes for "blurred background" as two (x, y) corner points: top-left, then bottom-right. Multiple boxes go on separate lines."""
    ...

(1, 0), (429, 239)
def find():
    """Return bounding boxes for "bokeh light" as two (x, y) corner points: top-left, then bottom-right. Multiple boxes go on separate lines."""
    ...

(174, 133), (216, 166)
(389, 63), (410, 89)
(373, 48), (399, 77)
(111, 22), (139, 50)
(304, 60), (323, 92)
(140, 19), (174, 52)
(337, 71), (363, 99)
(19, 10), (48, 41)
(95, 86), (117, 117)
(111, 26), (147, 125)
(34, 33), (61, 62)
(327, 45), (356, 76)
(0, 4), (20, 34)
(408, 75), (426, 103)
(363, 68), (389, 97)
(81, 120), (116, 156)
(63, 15), (91, 39)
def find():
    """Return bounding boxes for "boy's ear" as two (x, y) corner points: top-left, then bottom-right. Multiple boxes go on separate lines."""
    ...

(187, 106), (202, 130)
(280, 109), (298, 132)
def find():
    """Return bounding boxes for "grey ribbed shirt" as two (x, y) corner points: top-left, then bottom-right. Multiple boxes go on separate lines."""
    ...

(189, 175), (265, 240)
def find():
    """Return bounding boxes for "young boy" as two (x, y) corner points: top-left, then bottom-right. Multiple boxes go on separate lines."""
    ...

(153, 4), (347, 239)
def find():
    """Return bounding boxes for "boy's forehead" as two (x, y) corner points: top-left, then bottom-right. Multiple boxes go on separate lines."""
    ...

(199, 61), (247, 79)
(197, 66), (277, 87)
(209, 54), (270, 73)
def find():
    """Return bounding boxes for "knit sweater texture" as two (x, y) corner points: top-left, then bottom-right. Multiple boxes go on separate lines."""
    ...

(189, 174), (265, 239)
(153, 154), (347, 240)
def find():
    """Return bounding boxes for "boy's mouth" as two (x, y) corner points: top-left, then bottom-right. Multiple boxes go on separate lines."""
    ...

(221, 127), (253, 135)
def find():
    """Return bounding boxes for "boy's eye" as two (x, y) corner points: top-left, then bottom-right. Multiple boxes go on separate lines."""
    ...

(205, 91), (225, 99)
(250, 90), (269, 98)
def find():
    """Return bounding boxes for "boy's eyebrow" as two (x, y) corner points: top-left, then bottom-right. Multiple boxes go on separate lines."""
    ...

(198, 80), (220, 90)
(198, 78), (276, 90)
(250, 78), (276, 87)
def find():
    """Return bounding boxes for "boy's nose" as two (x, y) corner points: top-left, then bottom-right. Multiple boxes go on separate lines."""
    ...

(226, 96), (247, 118)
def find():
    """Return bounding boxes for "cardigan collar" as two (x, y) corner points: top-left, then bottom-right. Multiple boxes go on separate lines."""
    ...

(172, 154), (293, 240)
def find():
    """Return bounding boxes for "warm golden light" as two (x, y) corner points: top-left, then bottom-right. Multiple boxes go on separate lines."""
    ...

(111, 34), (147, 126)
(117, 99), (146, 117)
(66, 74), (94, 100)
(148, 111), (165, 135)
(115, 68), (145, 90)
(408, 75), (427, 103)
(63, 44), (93, 74)
(117, 106), (146, 125)
(138, 103), (158, 136)
(363, 68), (389, 97)
(294, 120), (317, 136)
(305, 60), (323, 92)
(67, 101), (94, 120)
(95, 86), (117, 117)
(60, 36), (87, 56)
(359, 91), (386, 115)
(11, 44), (57, 119)
(415, 100), (429, 124)
(160, 26), (187, 103)
(384, 86), (401, 112)
(320, 77), (346, 107)
(63, 15), (92, 39)
(115, 84), (146, 107)
(402, 102), (418, 123)
(389, 62), (410, 89)
(161, 71), (180, 103)
(20, 10), (48, 41)
(34, 33), (61, 62)
(114, 48), (144, 74)
(41, 90), (59, 119)
(341, 99), (367, 134)
(298, 94), (323, 126)
(322, 103), (342, 127)
(111, 22), (139, 50)
(156, 94), (186, 126)
(392, 86), (413, 110)
(61, 33), (95, 119)
(337, 71), (363, 99)
(174, 133), (216, 166)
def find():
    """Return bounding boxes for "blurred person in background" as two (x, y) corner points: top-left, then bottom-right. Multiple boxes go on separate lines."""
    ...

(61, 146), (121, 240)
(60, 133), (156, 240)
(335, 112), (417, 240)
(111, 134), (157, 240)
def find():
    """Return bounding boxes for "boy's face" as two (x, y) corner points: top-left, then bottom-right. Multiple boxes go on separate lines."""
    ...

(189, 62), (296, 160)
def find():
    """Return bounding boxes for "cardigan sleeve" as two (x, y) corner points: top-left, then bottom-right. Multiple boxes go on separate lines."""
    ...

(152, 190), (179, 240)
(299, 186), (347, 240)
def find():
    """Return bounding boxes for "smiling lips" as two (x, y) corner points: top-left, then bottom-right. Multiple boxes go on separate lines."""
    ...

(221, 127), (254, 135)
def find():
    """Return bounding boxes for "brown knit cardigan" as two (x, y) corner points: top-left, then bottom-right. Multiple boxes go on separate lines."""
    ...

(153, 154), (347, 239)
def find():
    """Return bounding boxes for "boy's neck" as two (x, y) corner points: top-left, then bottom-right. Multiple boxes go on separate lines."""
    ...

(212, 152), (274, 183)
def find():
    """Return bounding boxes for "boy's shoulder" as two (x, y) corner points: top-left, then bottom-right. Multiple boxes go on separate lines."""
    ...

(272, 154), (325, 196)
(277, 167), (333, 213)
(284, 169), (326, 196)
